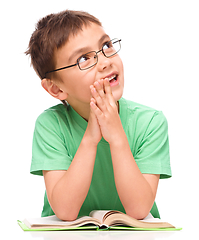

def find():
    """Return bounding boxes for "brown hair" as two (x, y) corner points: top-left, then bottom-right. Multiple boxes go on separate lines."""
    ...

(25, 10), (102, 80)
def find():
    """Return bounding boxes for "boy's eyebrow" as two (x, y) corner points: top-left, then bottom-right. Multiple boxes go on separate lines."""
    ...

(68, 34), (110, 62)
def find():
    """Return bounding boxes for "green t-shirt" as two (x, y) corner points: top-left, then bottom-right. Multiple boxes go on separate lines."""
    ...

(31, 98), (172, 219)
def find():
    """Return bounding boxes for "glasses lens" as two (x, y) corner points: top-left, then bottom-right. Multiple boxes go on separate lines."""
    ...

(103, 39), (121, 57)
(78, 51), (98, 70)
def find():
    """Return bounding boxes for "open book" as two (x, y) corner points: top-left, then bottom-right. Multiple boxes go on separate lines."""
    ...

(18, 210), (181, 231)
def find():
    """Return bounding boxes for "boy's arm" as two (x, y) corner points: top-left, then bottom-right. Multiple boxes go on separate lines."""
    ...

(90, 79), (159, 220)
(109, 139), (160, 219)
(43, 105), (101, 221)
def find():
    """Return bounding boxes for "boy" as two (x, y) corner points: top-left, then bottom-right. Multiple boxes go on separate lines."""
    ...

(26, 10), (172, 221)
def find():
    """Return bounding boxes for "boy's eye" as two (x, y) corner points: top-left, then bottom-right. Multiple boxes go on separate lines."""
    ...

(77, 51), (97, 70)
(78, 54), (90, 64)
(103, 41), (113, 50)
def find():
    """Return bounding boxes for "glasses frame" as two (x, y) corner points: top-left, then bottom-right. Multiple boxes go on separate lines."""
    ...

(44, 38), (121, 78)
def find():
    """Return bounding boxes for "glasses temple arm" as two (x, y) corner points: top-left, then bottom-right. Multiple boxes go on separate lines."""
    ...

(45, 63), (78, 78)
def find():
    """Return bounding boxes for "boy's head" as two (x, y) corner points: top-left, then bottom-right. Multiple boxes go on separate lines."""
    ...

(26, 10), (102, 80)
(26, 10), (124, 117)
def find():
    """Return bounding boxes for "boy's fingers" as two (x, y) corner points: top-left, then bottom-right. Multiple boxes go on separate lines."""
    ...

(90, 85), (107, 112)
(90, 98), (98, 116)
(90, 97), (96, 106)
(94, 80), (105, 99)
(104, 78), (112, 94)
(104, 79), (116, 107)
(90, 98), (104, 119)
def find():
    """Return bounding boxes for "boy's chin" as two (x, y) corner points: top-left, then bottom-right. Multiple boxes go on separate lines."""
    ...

(112, 89), (124, 102)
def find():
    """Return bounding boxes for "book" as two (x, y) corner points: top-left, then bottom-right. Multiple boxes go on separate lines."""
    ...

(18, 210), (181, 231)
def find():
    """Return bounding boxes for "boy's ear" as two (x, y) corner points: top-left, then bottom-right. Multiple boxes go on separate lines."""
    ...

(41, 78), (68, 100)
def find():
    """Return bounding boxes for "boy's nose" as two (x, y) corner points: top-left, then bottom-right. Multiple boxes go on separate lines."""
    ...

(97, 53), (112, 72)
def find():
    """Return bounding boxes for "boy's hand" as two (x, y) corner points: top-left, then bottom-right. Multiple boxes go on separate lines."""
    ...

(90, 79), (125, 145)
(84, 97), (102, 146)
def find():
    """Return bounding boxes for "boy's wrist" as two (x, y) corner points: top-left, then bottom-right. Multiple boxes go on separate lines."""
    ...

(109, 132), (128, 149)
(82, 132), (100, 148)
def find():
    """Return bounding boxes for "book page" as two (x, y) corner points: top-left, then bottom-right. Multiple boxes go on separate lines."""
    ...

(89, 210), (111, 223)
(24, 215), (98, 228)
(140, 213), (165, 223)
(89, 211), (162, 224)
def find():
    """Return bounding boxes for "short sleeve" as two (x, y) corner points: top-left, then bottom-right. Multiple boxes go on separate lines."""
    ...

(134, 111), (172, 179)
(30, 111), (72, 176)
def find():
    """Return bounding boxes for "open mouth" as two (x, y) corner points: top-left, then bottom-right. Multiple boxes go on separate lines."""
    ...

(107, 74), (118, 84)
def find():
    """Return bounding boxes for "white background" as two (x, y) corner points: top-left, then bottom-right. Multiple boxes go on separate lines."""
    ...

(1, 0), (198, 232)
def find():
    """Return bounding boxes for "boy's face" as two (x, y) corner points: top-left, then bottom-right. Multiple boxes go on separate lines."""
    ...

(50, 23), (124, 116)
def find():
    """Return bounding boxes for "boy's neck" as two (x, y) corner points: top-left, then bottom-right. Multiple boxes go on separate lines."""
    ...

(69, 102), (91, 121)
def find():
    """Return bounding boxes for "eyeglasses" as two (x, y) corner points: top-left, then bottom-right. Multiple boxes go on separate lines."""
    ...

(45, 38), (121, 77)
